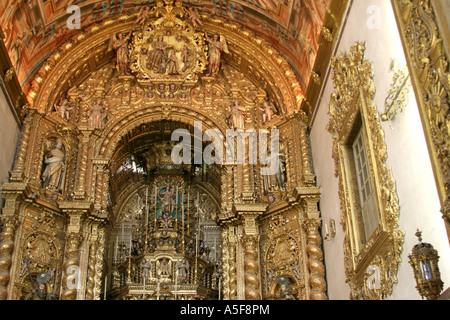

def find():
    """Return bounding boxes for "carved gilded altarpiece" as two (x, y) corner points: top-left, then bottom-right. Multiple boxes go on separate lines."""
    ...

(1, 0), (327, 300)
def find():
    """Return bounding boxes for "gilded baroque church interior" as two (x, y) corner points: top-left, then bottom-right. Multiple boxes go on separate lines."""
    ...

(0, 0), (449, 301)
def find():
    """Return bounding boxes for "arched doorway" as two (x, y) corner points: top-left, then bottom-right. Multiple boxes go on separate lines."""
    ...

(107, 120), (222, 300)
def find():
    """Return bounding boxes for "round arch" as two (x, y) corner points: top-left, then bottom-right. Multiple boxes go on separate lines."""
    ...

(26, 7), (305, 119)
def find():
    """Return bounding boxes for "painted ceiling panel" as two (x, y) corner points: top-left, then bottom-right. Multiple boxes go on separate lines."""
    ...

(0, 0), (331, 92)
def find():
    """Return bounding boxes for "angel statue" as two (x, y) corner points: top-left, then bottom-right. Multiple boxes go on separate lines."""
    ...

(204, 32), (229, 76)
(108, 31), (132, 76)
(42, 139), (65, 191)
(176, 259), (189, 284)
(140, 258), (152, 282)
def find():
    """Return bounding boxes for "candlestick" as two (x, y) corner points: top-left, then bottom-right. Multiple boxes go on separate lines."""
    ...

(175, 267), (178, 300)
(114, 235), (118, 261)
(145, 187), (149, 226)
(143, 277), (146, 299)
(129, 235), (132, 257)
(104, 276), (107, 300)
(187, 189), (190, 235)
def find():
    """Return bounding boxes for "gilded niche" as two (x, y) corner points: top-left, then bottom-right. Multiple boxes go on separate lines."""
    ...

(327, 42), (404, 300)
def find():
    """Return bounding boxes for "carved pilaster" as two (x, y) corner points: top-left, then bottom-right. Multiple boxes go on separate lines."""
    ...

(74, 130), (93, 200)
(92, 160), (108, 211)
(392, 0), (450, 240)
(10, 109), (37, 182)
(299, 122), (316, 186)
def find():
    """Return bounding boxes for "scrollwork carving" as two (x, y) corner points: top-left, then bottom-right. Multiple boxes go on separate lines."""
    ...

(327, 42), (405, 300)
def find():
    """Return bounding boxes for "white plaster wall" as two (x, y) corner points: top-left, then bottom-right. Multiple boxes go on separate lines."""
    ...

(310, 0), (450, 300)
(0, 86), (20, 208)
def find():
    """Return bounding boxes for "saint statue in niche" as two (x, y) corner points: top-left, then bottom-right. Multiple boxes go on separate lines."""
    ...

(158, 185), (176, 218)
(109, 31), (132, 76)
(204, 32), (229, 76)
(41, 138), (65, 191)
(166, 50), (181, 75)
(80, 96), (106, 129)
(227, 100), (246, 130)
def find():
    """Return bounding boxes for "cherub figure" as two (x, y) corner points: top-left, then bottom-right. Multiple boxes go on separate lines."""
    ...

(187, 7), (203, 28)
(259, 100), (276, 124)
(54, 98), (73, 121)
(136, 6), (153, 24)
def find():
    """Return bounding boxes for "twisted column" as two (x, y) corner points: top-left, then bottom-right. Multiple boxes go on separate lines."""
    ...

(61, 232), (83, 300)
(221, 229), (230, 300)
(304, 219), (327, 300)
(85, 223), (99, 300)
(243, 235), (261, 300)
(228, 230), (237, 300)
(59, 208), (86, 300)
(0, 216), (17, 300)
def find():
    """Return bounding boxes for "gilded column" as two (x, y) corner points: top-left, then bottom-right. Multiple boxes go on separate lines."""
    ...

(0, 216), (17, 300)
(59, 204), (88, 300)
(299, 121), (315, 186)
(235, 204), (266, 300)
(304, 218), (327, 300)
(227, 227), (237, 300)
(242, 234), (261, 300)
(295, 187), (327, 300)
(221, 229), (230, 300)
(61, 231), (83, 300)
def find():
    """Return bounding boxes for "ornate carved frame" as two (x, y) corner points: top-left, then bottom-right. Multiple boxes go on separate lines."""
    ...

(327, 42), (404, 300)
(391, 0), (450, 241)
